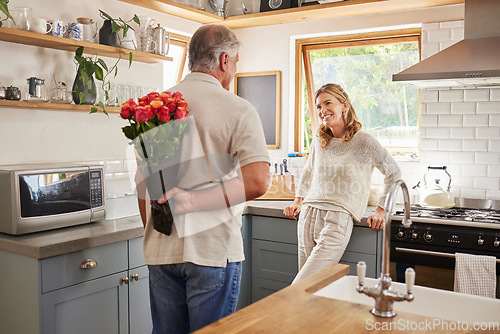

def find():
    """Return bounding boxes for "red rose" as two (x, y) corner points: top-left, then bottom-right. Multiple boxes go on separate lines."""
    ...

(146, 92), (160, 103)
(138, 95), (149, 106)
(134, 105), (153, 123)
(159, 91), (172, 103)
(158, 106), (171, 122)
(172, 92), (183, 99)
(174, 106), (188, 120)
(120, 99), (137, 119)
(150, 98), (164, 112)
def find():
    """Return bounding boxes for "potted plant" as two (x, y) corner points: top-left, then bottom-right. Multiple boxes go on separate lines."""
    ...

(0, 0), (14, 27)
(73, 10), (140, 114)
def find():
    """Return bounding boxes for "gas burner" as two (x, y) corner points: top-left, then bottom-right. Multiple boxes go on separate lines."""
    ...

(394, 206), (500, 224)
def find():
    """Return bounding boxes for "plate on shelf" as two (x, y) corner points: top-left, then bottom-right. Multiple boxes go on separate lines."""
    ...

(317, 0), (345, 4)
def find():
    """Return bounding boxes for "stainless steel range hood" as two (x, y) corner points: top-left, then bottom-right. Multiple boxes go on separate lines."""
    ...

(393, 0), (500, 88)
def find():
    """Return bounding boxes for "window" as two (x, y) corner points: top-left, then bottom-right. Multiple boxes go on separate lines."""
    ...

(162, 32), (190, 87)
(294, 29), (421, 160)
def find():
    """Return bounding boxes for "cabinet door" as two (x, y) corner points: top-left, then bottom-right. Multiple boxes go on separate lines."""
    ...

(252, 277), (289, 302)
(129, 265), (152, 334)
(237, 215), (252, 310)
(41, 271), (128, 334)
(252, 239), (298, 283)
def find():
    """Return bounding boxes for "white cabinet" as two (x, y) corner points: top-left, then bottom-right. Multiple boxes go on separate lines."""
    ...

(0, 237), (151, 334)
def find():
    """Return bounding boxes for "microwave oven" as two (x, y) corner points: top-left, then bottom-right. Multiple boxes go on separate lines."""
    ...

(0, 164), (106, 235)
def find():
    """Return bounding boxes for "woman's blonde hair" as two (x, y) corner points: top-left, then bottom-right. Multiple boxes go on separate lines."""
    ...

(315, 83), (362, 148)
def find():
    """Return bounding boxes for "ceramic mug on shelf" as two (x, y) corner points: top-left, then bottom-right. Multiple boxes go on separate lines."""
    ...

(136, 32), (156, 53)
(29, 17), (52, 34)
(76, 17), (98, 43)
(48, 20), (66, 37)
(67, 22), (84, 41)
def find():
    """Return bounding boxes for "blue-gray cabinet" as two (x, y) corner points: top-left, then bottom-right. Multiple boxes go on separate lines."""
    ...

(0, 237), (151, 334)
(246, 215), (382, 304)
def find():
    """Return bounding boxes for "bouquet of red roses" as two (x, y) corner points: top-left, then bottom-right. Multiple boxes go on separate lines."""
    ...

(120, 91), (190, 236)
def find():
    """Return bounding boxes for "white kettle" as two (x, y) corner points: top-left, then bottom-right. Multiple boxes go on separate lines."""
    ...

(413, 166), (455, 209)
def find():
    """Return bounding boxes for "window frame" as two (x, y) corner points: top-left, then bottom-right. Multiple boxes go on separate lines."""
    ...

(293, 28), (422, 152)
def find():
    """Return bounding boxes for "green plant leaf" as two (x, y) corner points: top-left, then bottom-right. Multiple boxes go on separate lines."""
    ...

(97, 58), (108, 72)
(128, 53), (133, 67)
(133, 15), (140, 25)
(95, 66), (104, 81)
(99, 9), (113, 21)
(0, 0), (14, 21)
(90, 106), (98, 114)
(75, 46), (84, 58)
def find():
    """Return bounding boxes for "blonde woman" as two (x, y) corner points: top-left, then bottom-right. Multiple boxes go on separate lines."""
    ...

(283, 83), (401, 283)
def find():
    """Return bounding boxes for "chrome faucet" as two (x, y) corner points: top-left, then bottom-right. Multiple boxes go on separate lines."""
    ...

(356, 179), (415, 317)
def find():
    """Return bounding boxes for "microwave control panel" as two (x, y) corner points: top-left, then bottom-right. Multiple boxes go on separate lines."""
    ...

(90, 170), (103, 208)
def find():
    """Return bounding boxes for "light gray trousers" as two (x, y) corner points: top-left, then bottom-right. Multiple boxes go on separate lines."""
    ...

(292, 205), (353, 284)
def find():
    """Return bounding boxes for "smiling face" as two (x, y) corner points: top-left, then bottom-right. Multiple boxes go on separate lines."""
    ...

(316, 92), (348, 138)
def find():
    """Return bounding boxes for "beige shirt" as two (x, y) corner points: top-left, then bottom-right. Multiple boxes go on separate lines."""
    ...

(143, 72), (270, 267)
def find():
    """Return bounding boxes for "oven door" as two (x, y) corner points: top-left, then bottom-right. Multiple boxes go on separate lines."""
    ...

(390, 242), (500, 298)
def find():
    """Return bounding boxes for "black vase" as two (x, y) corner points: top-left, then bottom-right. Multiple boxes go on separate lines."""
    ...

(72, 67), (96, 105)
(99, 20), (117, 46)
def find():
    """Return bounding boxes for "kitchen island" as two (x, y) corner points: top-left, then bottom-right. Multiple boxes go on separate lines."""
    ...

(194, 263), (477, 334)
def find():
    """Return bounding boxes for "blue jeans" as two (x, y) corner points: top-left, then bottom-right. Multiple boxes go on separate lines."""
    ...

(148, 261), (242, 334)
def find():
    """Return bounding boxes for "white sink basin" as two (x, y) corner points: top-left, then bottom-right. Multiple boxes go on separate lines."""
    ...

(314, 275), (500, 324)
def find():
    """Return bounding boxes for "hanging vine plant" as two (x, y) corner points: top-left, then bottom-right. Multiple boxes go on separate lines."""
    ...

(0, 0), (14, 27)
(73, 10), (140, 115)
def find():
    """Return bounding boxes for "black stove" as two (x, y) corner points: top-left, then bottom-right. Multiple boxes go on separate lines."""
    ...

(390, 203), (500, 270)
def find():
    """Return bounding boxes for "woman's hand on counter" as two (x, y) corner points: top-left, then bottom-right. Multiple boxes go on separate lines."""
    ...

(283, 197), (303, 220)
(367, 206), (385, 230)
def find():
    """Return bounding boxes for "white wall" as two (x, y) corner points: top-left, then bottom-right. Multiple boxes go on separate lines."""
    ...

(0, 0), (200, 169)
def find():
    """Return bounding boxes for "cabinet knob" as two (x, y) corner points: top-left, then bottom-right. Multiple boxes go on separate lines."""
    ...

(478, 237), (484, 246)
(80, 258), (97, 269)
(132, 274), (139, 282)
(121, 277), (129, 285)
(494, 238), (499, 247)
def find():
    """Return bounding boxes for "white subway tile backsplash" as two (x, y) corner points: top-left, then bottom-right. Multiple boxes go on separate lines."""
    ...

(450, 28), (464, 41)
(474, 177), (500, 190)
(437, 139), (462, 151)
(462, 139), (488, 152)
(419, 138), (438, 150)
(475, 152), (500, 164)
(438, 115), (462, 127)
(490, 88), (500, 101)
(450, 151), (475, 164)
(420, 90), (439, 103)
(427, 28), (451, 42)
(487, 165), (500, 177)
(463, 114), (488, 127)
(421, 42), (439, 59)
(489, 140), (500, 152)
(452, 175), (473, 189)
(450, 102), (475, 114)
(421, 150), (450, 163)
(450, 127), (475, 139)
(439, 90), (463, 103)
(425, 127), (450, 139)
(420, 115), (438, 127)
(476, 127), (500, 139)
(464, 89), (490, 102)
(462, 164), (487, 177)
(422, 22), (440, 32)
(426, 102), (451, 114)
(104, 160), (124, 174)
(490, 115), (500, 126)
(461, 188), (486, 199)
(477, 101), (500, 114)
(486, 190), (500, 200)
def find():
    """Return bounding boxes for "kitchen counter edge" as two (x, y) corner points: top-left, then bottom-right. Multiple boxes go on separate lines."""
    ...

(0, 200), (377, 259)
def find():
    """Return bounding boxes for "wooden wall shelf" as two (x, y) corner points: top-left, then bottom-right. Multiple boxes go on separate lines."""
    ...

(0, 27), (173, 63)
(119, 0), (464, 30)
(0, 100), (120, 114)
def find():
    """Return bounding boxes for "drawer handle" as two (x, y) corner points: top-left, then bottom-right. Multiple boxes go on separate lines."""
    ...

(121, 277), (129, 285)
(80, 259), (98, 269)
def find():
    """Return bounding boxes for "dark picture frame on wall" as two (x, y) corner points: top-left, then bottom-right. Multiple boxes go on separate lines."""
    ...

(234, 71), (281, 149)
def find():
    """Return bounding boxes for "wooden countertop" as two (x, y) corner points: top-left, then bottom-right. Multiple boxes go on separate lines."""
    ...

(195, 264), (476, 334)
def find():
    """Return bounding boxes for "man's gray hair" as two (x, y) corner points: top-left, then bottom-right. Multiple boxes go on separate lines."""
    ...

(188, 25), (241, 72)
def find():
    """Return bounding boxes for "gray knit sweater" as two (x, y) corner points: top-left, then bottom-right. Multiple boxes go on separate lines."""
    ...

(296, 131), (401, 222)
